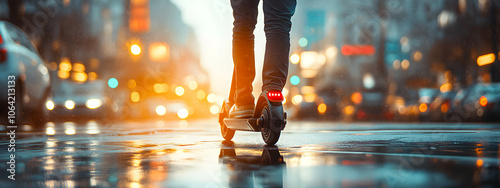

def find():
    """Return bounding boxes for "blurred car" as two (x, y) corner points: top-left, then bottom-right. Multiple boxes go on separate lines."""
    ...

(127, 95), (190, 120)
(0, 21), (51, 126)
(292, 91), (339, 120)
(390, 90), (420, 122)
(353, 91), (393, 121)
(474, 83), (500, 122)
(47, 80), (114, 121)
(428, 91), (457, 122)
(417, 88), (439, 121)
(448, 83), (500, 122)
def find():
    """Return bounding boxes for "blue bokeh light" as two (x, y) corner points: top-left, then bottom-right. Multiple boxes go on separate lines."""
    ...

(290, 75), (300, 85)
(108, 78), (119, 88)
(298, 37), (308, 47)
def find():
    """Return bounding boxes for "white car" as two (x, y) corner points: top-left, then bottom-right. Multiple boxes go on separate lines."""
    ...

(47, 80), (112, 121)
(0, 21), (51, 126)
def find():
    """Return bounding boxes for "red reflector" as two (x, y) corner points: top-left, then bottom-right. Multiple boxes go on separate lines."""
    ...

(0, 34), (3, 44)
(267, 91), (284, 102)
(341, 45), (375, 56)
(0, 48), (6, 62)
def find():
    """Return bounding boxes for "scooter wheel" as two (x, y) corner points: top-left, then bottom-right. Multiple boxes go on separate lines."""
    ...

(259, 103), (280, 145)
(219, 100), (235, 141)
(220, 122), (235, 141)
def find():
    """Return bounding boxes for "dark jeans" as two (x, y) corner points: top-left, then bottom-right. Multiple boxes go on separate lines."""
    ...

(229, 0), (296, 106)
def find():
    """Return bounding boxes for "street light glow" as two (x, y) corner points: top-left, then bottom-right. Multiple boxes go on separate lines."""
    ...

(149, 43), (169, 62)
(401, 59), (410, 70)
(177, 108), (189, 119)
(86, 99), (102, 109)
(131, 92), (140, 102)
(59, 60), (72, 71)
(210, 105), (219, 115)
(188, 81), (198, 90)
(207, 93), (216, 103)
(477, 53), (495, 66)
(290, 54), (300, 64)
(156, 105), (167, 116)
(292, 95), (303, 105)
(318, 103), (327, 114)
(351, 92), (363, 104)
(131, 44), (141, 55)
(175, 86), (185, 96)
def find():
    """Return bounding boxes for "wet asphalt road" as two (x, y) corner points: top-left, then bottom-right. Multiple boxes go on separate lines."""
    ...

(0, 120), (499, 187)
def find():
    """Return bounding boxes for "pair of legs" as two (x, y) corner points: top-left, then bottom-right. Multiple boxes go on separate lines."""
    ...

(229, 0), (297, 108)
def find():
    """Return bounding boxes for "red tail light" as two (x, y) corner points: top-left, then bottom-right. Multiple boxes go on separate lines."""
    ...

(0, 34), (5, 62)
(384, 111), (394, 120)
(356, 108), (367, 119)
(441, 101), (450, 113)
(267, 91), (284, 102)
(0, 48), (6, 62)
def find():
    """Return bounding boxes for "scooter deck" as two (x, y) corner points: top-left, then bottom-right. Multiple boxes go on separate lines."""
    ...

(223, 118), (260, 131)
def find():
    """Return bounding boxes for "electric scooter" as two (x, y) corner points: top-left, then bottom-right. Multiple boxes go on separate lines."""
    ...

(218, 73), (287, 145)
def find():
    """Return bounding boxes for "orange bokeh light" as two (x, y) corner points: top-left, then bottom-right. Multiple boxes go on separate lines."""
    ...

(479, 96), (487, 107)
(351, 92), (363, 104)
(419, 103), (428, 113)
(476, 159), (483, 167)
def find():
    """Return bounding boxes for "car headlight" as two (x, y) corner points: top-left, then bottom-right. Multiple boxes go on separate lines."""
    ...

(362, 73), (375, 89)
(156, 105), (166, 116)
(86, 99), (102, 109)
(65, 100), (75, 110)
(46, 100), (55, 110)
(177, 108), (188, 119)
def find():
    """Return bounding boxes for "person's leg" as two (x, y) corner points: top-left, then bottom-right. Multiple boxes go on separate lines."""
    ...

(229, 0), (259, 118)
(262, 0), (296, 92)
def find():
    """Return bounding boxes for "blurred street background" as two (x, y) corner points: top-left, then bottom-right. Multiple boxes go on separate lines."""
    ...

(0, 0), (499, 187)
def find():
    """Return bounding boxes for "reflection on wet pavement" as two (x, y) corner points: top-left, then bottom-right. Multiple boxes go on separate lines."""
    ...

(0, 120), (499, 187)
(219, 141), (285, 187)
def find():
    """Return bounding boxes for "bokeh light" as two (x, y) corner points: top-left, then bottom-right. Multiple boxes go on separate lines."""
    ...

(131, 44), (141, 55)
(108, 78), (119, 88)
(290, 75), (300, 85)
(128, 79), (137, 89)
(65, 100), (75, 110)
(292, 95), (303, 105)
(46, 100), (54, 111)
(298, 37), (308, 47)
(196, 90), (206, 100)
(177, 108), (189, 119)
(156, 105), (167, 116)
(210, 105), (219, 114)
(318, 103), (327, 114)
(131, 92), (140, 102)
(479, 96), (488, 107)
(88, 72), (97, 81)
(207, 93), (216, 103)
(188, 81), (198, 90)
(175, 86), (185, 96)
(401, 59), (410, 70)
(290, 54), (300, 64)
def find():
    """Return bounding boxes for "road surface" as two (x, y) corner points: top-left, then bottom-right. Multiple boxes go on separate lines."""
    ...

(1, 120), (499, 187)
